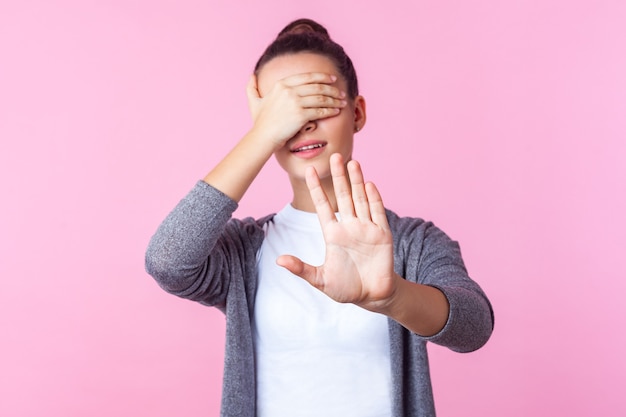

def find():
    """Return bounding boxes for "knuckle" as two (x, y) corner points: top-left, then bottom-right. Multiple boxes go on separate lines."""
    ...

(354, 194), (368, 204)
(285, 88), (298, 101)
(336, 187), (351, 198)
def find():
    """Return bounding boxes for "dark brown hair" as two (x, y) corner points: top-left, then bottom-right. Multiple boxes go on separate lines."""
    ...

(254, 18), (359, 99)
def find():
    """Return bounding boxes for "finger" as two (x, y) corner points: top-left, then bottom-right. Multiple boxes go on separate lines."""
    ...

(330, 153), (356, 219)
(298, 94), (347, 110)
(347, 160), (371, 220)
(281, 72), (338, 88)
(365, 181), (390, 230)
(301, 107), (342, 122)
(305, 166), (337, 226)
(276, 255), (323, 289)
(294, 83), (346, 115)
(295, 83), (346, 100)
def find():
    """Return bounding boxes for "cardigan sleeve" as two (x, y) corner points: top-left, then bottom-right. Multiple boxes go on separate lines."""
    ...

(389, 211), (494, 352)
(145, 180), (254, 307)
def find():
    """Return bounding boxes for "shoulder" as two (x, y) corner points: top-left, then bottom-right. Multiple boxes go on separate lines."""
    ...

(385, 208), (463, 266)
(385, 208), (427, 233)
(385, 208), (442, 244)
(178, 181), (279, 255)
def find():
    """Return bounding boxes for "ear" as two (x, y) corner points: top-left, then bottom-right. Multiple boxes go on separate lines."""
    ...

(353, 95), (367, 132)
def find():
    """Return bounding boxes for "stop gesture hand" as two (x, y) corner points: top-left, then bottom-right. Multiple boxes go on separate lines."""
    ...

(277, 153), (399, 313)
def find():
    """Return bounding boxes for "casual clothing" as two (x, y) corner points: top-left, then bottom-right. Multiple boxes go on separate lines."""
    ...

(145, 180), (494, 417)
(254, 203), (393, 416)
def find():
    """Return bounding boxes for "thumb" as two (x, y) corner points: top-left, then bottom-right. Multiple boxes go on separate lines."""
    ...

(276, 255), (320, 287)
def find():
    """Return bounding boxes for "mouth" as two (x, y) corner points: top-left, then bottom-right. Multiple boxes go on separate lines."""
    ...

(291, 143), (326, 153)
(290, 141), (327, 153)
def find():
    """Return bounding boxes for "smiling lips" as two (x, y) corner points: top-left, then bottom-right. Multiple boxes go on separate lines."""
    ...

(290, 140), (327, 158)
(291, 143), (325, 152)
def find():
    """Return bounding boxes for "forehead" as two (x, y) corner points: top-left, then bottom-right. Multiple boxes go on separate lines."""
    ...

(257, 52), (344, 95)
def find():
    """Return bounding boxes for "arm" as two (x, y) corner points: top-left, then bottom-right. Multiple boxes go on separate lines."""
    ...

(145, 73), (346, 303)
(377, 276), (450, 337)
(277, 153), (446, 335)
(278, 153), (493, 349)
(407, 220), (494, 352)
(144, 182), (240, 306)
(203, 73), (346, 202)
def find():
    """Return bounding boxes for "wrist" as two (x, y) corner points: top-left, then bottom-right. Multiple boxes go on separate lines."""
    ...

(375, 274), (409, 320)
(376, 276), (450, 337)
(244, 126), (278, 150)
(246, 125), (286, 153)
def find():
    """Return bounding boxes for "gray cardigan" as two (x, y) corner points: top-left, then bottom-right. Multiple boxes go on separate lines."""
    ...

(145, 181), (494, 416)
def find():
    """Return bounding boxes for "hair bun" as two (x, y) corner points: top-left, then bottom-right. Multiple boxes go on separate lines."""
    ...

(277, 18), (331, 40)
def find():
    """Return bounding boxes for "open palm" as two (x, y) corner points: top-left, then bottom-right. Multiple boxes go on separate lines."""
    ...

(277, 154), (398, 312)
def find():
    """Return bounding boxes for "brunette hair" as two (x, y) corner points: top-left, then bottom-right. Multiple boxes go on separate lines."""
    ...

(254, 18), (359, 99)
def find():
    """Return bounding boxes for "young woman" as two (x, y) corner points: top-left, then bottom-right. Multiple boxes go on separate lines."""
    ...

(145, 18), (494, 417)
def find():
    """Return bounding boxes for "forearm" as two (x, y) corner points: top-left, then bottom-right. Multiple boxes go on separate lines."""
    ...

(380, 274), (450, 337)
(203, 128), (278, 202)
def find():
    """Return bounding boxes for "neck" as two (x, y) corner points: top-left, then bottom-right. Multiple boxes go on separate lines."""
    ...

(289, 175), (337, 213)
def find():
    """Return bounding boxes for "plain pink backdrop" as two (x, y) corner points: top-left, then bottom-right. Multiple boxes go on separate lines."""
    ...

(1, 0), (625, 416)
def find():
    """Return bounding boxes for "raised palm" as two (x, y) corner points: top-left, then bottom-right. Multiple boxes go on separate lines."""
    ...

(277, 154), (398, 312)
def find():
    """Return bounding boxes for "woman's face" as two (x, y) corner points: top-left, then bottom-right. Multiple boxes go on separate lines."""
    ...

(256, 52), (366, 186)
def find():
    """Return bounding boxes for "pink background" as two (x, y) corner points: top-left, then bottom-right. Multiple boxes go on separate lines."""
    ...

(1, 0), (625, 415)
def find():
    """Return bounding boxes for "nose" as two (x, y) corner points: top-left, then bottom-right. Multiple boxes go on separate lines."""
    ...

(300, 121), (317, 134)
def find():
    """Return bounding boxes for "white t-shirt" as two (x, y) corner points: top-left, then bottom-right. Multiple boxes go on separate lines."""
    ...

(254, 204), (392, 417)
